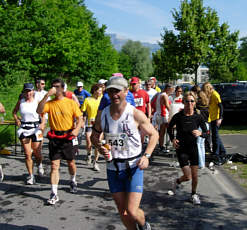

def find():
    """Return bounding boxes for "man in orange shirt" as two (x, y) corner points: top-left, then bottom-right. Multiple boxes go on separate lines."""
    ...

(37, 79), (83, 205)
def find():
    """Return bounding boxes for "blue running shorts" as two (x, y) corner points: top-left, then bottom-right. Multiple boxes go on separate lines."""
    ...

(107, 166), (143, 193)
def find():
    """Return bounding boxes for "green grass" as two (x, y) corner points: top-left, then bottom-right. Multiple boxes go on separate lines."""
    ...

(220, 125), (247, 134)
(223, 162), (247, 192)
(0, 85), (23, 148)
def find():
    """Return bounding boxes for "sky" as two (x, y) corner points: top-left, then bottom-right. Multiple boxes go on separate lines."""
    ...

(84, 0), (247, 44)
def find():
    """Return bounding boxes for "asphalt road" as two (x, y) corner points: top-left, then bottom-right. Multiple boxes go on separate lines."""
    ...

(0, 134), (247, 230)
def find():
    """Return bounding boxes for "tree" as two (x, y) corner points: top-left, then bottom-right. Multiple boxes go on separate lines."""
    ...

(120, 40), (153, 80)
(0, 0), (118, 87)
(155, 0), (239, 84)
(118, 51), (132, 78)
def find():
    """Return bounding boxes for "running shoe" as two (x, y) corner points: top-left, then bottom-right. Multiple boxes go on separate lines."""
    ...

(47, 193), (59, 205)
(93, 162), (100, 171)
(0, 165), (4, 182)
(171, 178), (179, 194)
(191, 194), (201, 205)
(136, 222), (152, 230)
(37, 165), (45, 176)
(70, 181), (78, 193)
(86, 154), (92, 165)
(26, 175), (35, 185)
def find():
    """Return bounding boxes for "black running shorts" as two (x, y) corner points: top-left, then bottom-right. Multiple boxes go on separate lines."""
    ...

(176, 144), (199, 168)
(48, 138), (78, 161)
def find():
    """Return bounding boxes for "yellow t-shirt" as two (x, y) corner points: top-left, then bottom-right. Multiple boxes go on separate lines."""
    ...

(208, 90), (221, 122)
(43, 97), (82, 131)
(81, 96), (102, 126)
(155, 86), (161, 93)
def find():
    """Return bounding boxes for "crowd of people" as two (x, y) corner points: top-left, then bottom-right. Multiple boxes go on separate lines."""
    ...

(0, 74), (228, 230)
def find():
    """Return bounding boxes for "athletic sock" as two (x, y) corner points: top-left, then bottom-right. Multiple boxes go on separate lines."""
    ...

(70, 174), (76, 183)
(51, 184), (58, 195)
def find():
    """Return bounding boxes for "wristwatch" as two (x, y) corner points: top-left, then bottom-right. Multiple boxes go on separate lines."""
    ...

(144, 153), (151, 159)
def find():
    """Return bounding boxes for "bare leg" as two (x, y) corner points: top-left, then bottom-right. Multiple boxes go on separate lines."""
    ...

(191, 165), (198, 193)
(21, 138), (33, 175)
(50, 159), (60, 185)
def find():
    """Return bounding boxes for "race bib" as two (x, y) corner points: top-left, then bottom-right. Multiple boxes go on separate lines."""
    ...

(35, 130), (43, 141)
(134, 98), (143, 107)
(72, 137), (78, 146)
(105, 133), (129, 154)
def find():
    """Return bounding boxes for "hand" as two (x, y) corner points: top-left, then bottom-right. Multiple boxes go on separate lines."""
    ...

(99, 145), (110, 159)
(172, 138), (180, 149)
(70, 129), (79, 137)
(137, 156), (149, 170)
(39, 123), (45, 132)
(192, 129), (202, 137)
(47, 87), (57, 97)
(15, 120), (21, 127)
(216, 119), (222, 127)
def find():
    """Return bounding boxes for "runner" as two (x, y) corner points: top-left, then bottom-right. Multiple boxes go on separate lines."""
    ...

(81, 84), (103, 171)
(37, 78), (83, 205)
(167, 91), (208, 205)
(0, 102), (5, 182)
(91, 76), (158, 230)
(13, 83), (45, 185)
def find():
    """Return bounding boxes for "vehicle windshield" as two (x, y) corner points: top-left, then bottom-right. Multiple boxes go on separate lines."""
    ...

(221, 84), (247, 97)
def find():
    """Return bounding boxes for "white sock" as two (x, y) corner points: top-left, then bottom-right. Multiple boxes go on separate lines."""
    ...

(51, 184), (58, 195)
(38, 163), (43, 168)
(70, 174), (76, 183)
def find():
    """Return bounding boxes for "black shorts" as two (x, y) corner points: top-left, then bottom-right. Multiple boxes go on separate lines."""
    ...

(48, 138), (78, 161)
(176, 145), (199, 168)
(19, 133), (41, 142)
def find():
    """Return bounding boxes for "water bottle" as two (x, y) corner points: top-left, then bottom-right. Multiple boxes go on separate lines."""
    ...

(101, 140), (112, 161)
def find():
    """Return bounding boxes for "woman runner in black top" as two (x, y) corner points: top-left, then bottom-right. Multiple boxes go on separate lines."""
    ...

(167, 91), (208, 205)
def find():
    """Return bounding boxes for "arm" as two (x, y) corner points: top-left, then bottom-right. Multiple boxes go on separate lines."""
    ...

(216, 103), (224, 126)
(147, 102), (151, 118)
(90, 110), (103, 149)
(167, 115), (180, 149)
(37, 87), (56, 114)
(71, 115), (83, 137)
(0, 102), (5, 113)
(12, 100), (21, 127)
(134, 108), (159, 169)
(164, 94), (170, 111)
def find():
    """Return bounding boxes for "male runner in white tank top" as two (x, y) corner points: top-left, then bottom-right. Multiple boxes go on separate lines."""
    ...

(91, 76), (158, 230)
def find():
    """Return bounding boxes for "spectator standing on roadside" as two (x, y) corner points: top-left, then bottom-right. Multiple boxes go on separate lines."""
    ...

(81, 84), (103, 171)
(91, 76), (158, 230)
(167, 91), (208, 205)
(37, 78), (83, 205)
(149, 77), (161, 93)
(13, 83), (45, 185)
(74, 81), (91, 107)
(202, 82), (226, 165)
(0, 102), (5, 181)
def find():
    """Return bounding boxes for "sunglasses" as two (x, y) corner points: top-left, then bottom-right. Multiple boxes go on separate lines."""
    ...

(52, 85), (61, 88)
(40, 83), (45, 85)
(185, 100), (195, 103)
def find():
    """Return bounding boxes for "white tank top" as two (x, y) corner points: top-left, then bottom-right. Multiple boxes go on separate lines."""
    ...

(19, 98), (40, 123)
(101, 103), (142, 169)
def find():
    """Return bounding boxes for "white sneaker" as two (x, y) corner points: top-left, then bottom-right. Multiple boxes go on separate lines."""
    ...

(93, 162), (100, 171)
(191, 194), (201, 205)
(0, 165), (4, 182)
(26, 175), (35, 185)
(37, 165), (45, 176)
(47, 193), (59, 205)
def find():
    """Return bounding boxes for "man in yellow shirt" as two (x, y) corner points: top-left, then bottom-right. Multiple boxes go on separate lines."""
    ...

(81, 84), (103, 171)
(37, 78), (83, 205)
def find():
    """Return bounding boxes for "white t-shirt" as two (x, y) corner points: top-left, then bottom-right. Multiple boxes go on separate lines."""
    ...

(19, 98), (40, 123)
(35, 90), (49, 102)
(146, 88), (157, 101)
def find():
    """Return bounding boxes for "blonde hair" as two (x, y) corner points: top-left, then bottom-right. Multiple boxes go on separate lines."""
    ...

(198, 90), (209, 106)
(202, 82), (214, 98)
(182, 91), (197, 103)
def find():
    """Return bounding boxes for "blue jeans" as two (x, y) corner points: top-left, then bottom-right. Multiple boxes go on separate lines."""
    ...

(210, 120), (226, 158)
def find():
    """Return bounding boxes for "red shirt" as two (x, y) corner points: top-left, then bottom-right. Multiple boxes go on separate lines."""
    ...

(131, 89), (149, 113)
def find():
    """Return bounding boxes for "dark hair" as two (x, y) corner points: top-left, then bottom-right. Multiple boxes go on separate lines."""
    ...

(191, 85), (201, 93)
(35, 78), (45, 84)
(175, 86), (182, 92)
(164, 83), (173, 90)
(51, 78), (65, 88)
(90, 84), (102, 94)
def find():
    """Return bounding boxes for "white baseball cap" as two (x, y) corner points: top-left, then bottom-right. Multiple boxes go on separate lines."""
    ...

(77, 82), (83, 87)
(98, 79), (107, 84)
